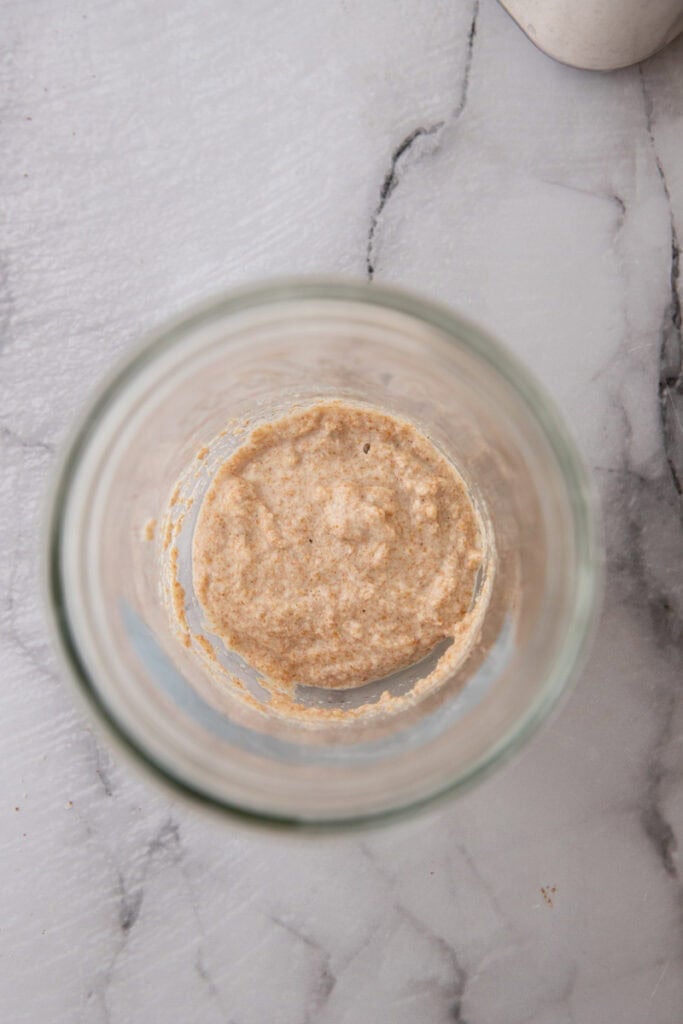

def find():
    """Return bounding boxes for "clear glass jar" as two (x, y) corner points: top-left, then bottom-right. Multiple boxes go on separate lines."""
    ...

(46, 279), (600, 828)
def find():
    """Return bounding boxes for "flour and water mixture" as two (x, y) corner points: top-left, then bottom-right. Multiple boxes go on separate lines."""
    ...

(190, 401), (486, 692)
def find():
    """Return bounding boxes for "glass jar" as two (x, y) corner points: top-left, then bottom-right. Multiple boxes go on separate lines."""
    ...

(46, 279), (600, 828)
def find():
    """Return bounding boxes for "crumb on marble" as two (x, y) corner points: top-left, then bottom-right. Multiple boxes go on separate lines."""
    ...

(540, 885), (557, 907)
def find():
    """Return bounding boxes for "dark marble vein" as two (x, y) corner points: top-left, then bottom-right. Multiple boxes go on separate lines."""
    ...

(365, 0), (479, 280)
(0, 424), (55, 454)
(148, 816), (182, 859)
(84, 729), (115, 797)
(268, 913), (336, 1021)
(1, 445), (57, 678)
(95, 751), (114, 798)
(115, 818), (181, 935)
(358, 844), (469, 1019)
(365, 122), (443, 280)
(608, 467), (682, 880)
(640, 66), (683, 496)
(3, 531), (60, 683)
(612, 193), (627, 221)
(642, 719), (679, 879)
(452, 0), (479, 123)
(629, 67), (683, 887)
(118, 872), (143, 932)
(99, 817), (185, 1019)
(396, 904), (469, 1022)
(455, 843), (519, 939)
(174, 843), (234, 1022)
(537, 181), (626, 229)
(659, 247), (683, 496)
(3, 617), (59, 681)
(195, 949), (234, 1024)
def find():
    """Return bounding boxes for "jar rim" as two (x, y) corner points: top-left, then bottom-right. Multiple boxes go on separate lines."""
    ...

(44, 277), (602, 831)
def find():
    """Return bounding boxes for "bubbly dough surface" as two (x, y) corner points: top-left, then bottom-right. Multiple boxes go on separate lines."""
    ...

(193, 402), (483, 689)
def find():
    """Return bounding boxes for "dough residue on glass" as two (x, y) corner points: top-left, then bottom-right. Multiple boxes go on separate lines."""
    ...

(192, 401), (484, 690)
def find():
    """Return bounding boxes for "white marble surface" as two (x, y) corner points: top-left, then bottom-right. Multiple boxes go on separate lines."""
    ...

(2, 2), (682, 1021)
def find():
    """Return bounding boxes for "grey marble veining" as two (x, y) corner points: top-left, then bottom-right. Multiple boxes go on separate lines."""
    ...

(1, 2), (682, 1022)
(366, 0), (480, 281)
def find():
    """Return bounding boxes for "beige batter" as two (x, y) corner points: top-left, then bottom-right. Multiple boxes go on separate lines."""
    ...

(192, 402), (483, 690)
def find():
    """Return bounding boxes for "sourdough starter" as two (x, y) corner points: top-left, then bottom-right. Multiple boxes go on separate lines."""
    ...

(192, 402), (484, 690)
